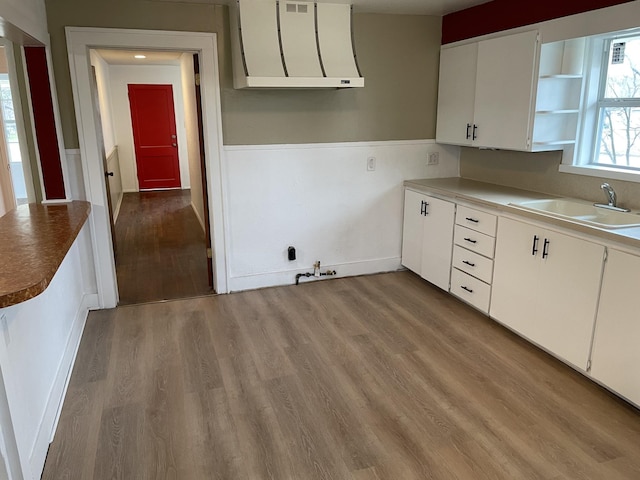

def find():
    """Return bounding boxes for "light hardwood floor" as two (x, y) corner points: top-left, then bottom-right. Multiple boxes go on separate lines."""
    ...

(42, 271), (640, 479)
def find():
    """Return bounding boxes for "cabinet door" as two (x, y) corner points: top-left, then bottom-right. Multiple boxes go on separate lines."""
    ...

(490, 217), (540, 331)
(435, 42), (478, 146)
(534, 230), (604, 370)
(401, 189), (425, 275)
(591, 250), (640, 406)
(473, 30), (539, 150)
(420, 196), (455, 291)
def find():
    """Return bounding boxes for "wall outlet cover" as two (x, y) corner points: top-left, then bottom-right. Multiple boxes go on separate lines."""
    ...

(367, 156), (376, 171)
(428, 152), (440, 165)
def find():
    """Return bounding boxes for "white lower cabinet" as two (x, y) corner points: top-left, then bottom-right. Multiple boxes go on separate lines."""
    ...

(402, 186), (640, 407)
(590, 249), (640, 407)
(450, 268), (491, 313)
(401, 189), (455, 291)
(490, 217), (604, 370)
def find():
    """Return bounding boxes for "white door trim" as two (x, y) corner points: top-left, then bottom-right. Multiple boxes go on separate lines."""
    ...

(66, 27), (229, 306)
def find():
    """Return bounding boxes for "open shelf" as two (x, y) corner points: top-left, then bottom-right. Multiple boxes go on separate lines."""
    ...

(539, 74), (583, 79)
(534, 140), (576, 146)
(536, 109), (580, 114)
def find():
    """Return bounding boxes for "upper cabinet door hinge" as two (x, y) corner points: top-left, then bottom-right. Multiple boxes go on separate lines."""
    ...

(603, 247), (608, 263)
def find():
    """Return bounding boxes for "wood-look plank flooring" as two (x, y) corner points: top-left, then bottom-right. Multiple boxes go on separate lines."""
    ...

(115, 190), (211, 305)
(42, 271), (640, 479)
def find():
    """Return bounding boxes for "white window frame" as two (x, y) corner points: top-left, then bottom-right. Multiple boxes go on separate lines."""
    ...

(560, 29), (640, 183)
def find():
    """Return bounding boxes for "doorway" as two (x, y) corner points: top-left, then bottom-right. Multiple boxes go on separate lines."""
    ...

(0, 46), (29, 216)
(90, 47), (214, 304)
(67, 28), (228, 307)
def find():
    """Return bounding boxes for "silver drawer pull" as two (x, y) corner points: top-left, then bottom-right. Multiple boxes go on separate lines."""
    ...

(461, 286), (473, 293)
(462, 260), (475, 267)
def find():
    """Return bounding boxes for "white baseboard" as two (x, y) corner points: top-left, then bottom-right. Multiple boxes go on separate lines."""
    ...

(29, 293), (94, 477)
(113, 191), (123, 223)
(191, 201), (206, 233)
(228, 257), (402, 292)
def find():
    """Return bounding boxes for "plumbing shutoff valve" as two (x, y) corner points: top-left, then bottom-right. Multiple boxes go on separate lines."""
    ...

(313, 261), (321, 277)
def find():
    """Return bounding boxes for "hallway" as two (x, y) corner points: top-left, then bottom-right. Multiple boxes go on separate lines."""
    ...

(115, 190), (212, 305)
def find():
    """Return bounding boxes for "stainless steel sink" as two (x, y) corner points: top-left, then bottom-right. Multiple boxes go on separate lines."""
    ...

(511, 199), (640, 229)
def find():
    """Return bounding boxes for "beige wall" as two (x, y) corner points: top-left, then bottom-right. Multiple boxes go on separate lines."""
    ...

(460, 148), (640, 211)
(45, 0), (441, 148)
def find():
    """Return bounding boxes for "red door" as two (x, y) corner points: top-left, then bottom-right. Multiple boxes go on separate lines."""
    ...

(128, 84), (181, 190)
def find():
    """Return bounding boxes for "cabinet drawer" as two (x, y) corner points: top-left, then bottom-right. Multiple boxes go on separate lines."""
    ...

(450, 268), (491, 313)
(454, 225), (496, 258)
(456, 205), (497, 237)
(452, 245), (494, 284)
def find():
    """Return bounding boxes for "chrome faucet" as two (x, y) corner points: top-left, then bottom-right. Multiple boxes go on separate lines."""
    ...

(594, 182), (630, 212)
(601, 183), (617, 207)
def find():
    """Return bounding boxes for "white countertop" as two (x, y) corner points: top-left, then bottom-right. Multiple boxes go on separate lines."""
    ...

(404, 178), (640, 250)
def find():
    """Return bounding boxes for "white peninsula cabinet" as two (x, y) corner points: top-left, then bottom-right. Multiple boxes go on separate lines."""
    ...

(490, 217), (604, 370)
(401, 189), (455, 291)
(436, 30), (539, 150)
(591, 250), (640, 407)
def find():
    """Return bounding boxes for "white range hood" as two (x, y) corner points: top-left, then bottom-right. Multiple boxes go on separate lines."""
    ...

(230, 0), (364, 89)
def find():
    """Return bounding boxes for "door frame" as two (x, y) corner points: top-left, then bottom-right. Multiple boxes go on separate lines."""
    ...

(66, 27), (229, 306)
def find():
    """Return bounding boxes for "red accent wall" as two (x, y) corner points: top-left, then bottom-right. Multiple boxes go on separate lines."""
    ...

(442, 0), (635, 44)
(24, 46), (66, 200)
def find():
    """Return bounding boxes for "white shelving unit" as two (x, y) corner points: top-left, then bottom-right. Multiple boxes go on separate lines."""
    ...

(532, 38), (586, 151)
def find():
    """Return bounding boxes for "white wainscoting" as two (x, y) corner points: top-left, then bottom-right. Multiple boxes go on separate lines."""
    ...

(224, 139), (460, 291)
(0, 222), (99, 479)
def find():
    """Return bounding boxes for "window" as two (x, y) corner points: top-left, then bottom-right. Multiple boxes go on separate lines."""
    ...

(592, 34), (640, 170)
(564, 30), (640, 181)
(0, 73), (27, 206)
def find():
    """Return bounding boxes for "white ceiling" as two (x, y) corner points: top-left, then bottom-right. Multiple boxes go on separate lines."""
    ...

(94, 49), (185, 66)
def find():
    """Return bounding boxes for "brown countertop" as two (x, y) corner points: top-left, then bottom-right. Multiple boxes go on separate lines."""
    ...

(404, 178), (640, 251)
(0, 201), (91, 308)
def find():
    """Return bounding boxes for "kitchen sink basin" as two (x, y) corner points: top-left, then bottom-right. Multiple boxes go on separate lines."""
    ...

(511, 199), (640, 229)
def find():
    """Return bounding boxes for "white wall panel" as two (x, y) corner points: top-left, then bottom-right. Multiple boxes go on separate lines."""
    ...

(224, 139), (459, 291)
(0, 222), (98, 479)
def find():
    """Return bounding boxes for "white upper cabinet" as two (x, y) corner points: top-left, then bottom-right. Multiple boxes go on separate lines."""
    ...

(473, 30), (539, 150)
(436, 31), (586, 152)
(435, 42), (478, 145)
(436, 30), (540, 150)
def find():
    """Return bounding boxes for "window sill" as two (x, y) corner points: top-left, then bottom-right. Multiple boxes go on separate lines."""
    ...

(559, 164), (640, 184)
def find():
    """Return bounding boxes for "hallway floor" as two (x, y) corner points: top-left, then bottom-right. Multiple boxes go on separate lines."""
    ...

(114, 190), (212, 305)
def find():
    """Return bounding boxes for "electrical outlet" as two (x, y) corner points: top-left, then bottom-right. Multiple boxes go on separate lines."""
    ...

(367, 156), (376, 171)
(428, 152), (440, 166)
